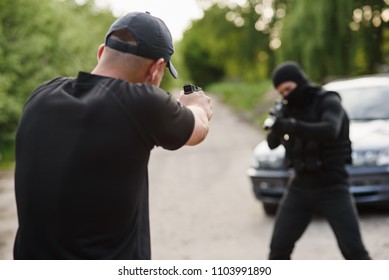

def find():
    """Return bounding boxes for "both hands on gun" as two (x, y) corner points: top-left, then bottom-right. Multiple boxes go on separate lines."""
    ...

(183, 83), (202, 94)
(263, 100), (297, 135)
(178, 83), (213, 146)
(263, 100), (287, 130)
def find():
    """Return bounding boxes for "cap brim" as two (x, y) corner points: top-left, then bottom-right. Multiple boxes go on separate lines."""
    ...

(168, 61), (178, 79)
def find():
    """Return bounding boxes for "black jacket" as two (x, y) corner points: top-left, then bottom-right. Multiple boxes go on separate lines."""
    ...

(267, 86), (352, 188)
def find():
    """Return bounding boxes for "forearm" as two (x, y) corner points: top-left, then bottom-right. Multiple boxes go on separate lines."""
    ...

(185, 105), (210, 146)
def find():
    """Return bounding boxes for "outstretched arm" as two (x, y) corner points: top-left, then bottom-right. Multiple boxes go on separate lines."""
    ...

(271, 93), (344, 142)
(178, 91), (213, 146)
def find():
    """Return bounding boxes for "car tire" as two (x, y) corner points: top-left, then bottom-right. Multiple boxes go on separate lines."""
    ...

(263, 203), (278, 216)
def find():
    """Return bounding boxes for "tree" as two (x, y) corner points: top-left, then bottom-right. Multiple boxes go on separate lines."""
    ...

(181, 5), (229, 86)
(350, 0), (388, 73)
(276, 0), (388, 81)
(0, 0), (115, 137)
(182, 1), (278, 85)
(183, 0), (388, 84)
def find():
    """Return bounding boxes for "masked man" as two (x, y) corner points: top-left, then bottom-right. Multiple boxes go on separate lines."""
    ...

(266, 61), (371, 260)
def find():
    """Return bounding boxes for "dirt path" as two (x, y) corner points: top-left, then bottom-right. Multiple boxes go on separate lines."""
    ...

(0, 170), (17, 260)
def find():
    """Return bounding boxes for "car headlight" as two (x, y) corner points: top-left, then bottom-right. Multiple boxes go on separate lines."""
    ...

(352, 149), (389, 166)
(253, 153), (284, 169)
(251, 141), (286, 169)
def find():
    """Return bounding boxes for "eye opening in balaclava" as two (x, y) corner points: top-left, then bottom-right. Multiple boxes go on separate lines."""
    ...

(272, 61), (309, 88)
(271, 61), (311, 107)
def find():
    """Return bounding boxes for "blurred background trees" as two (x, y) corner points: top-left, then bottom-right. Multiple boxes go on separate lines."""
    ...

(182, 0), (388, 85)
(0, 0), (114, 163)
(0, 0), (388, 164)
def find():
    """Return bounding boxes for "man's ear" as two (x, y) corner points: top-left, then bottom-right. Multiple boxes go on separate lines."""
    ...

(146, 58), (165, 82)
(97, 44), (105, 61)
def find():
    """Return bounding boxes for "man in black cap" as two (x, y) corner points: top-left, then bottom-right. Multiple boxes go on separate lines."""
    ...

(13, 12), (212, 260)
(265, 61), (371, 259)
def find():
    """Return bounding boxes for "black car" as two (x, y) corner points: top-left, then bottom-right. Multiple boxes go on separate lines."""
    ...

(247, 74), (389, 215)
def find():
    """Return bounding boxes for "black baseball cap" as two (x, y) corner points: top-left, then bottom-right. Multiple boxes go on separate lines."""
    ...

(105, 12), (178, 79)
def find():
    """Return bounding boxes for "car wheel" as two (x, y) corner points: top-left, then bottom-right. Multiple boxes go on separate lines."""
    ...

(263, 203), (278, 216)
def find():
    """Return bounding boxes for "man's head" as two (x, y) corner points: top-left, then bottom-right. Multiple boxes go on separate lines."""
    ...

(104, 12), (177, 79)
(271, 61), (309, 97)
(93, 11), (177, 86)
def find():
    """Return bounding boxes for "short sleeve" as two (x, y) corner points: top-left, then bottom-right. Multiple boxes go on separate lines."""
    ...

(119, 84), (195, 150)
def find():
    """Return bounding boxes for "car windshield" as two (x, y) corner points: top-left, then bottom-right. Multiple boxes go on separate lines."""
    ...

(338, 86), (389, 120)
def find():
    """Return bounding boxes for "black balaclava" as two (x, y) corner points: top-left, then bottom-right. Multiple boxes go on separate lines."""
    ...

(271, 61), (311, 108)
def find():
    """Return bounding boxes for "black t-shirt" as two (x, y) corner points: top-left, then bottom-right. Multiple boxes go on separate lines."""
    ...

(13, 72), (194, 259)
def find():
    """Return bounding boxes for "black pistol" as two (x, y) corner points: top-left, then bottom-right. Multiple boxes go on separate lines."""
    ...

(183, 83), (202, 94)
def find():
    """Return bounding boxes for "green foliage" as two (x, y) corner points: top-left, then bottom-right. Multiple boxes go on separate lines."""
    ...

(207, 80), (273, 127)
(181, 0), (388, 85)
(226, 0), (277, 79)
(275, 0), (388, 81)
(208, 80), (271, 110)
(279, 0), (355, 80)
(0, 132), (15, 168)
(181, 5), (228, 86)
(162, 40), (196, 91)
(0, 0), (115, 165)
(181, 2), (277, 86)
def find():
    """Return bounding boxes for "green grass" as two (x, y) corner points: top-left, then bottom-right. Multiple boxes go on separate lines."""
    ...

(207, 80), (277, 128)
(0, 140), (15, 170)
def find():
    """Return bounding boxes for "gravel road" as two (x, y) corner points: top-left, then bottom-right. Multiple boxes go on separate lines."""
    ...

(0, 170), (17, 260)
(1, 96), (388, 260)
